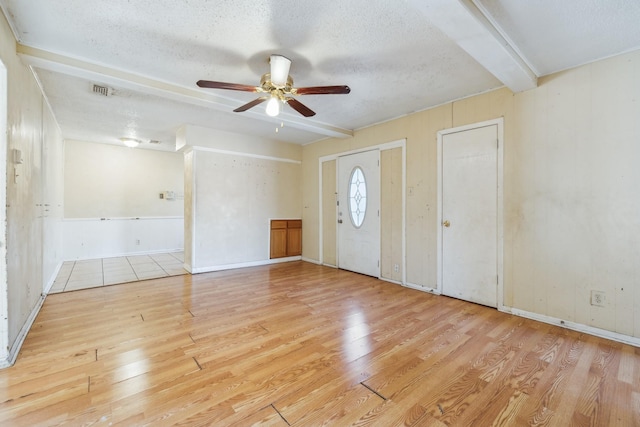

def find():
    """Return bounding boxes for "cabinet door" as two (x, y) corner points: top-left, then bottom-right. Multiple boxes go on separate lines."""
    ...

(287, 228), (302, 256)
(270, 220), (288, 258)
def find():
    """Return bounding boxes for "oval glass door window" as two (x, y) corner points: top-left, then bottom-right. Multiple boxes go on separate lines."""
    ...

(348, 166), (367, 227)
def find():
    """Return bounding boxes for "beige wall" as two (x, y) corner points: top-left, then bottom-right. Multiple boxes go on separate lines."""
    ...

(64, 140), (184, 218)
(303, 50), (640, 340)
(507, 53), (640, 337)
(1, 10), (65, 365)
(380, 147), (403, 282)
(181, 125), (302, 272)
(321, 160), (336, 266)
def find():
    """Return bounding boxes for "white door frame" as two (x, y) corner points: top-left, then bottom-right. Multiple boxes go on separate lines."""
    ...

(436, 118), (504, 310)
(318, 139), (406, 284)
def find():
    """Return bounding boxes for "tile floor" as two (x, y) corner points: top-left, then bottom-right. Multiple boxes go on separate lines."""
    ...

(49, 252), (188, 293)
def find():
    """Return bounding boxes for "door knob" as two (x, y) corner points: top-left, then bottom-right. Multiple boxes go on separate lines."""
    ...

(338, 219), (343, 224)
(443, 220), (450, 227)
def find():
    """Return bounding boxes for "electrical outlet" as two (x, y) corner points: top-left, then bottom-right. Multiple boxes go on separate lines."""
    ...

(135, 239), (140, 245)
(591, 290), (606, 307)
(394, 264), (399, 273)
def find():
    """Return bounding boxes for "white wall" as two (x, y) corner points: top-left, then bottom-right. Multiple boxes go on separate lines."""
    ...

(1, 10), (65, 367)
(64, 140), (183, 218)
(180, 125), (302, 272)
(62, 218), (184, 260)
(63, 140), (184, 259)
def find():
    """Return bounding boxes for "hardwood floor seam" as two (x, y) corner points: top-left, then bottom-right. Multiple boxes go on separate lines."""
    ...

(271, 403), (291, 426)
(360, 381), (388, 401)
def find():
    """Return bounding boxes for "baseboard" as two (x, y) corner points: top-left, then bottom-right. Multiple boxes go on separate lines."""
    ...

(380, 277), (403, 286)
(504, 306), (640, 348)
(401, 283), (639, 347)
(301, 257), (322, 265)
(404, 281), (441, 294)
(2, 261), (65, 368)
(189, 256), (303, 274)
(0, 293), (47, 369)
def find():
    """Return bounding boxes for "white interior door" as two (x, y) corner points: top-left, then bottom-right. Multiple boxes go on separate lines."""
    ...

(442, 125), (498, 307)
(337, 150), (380, 277)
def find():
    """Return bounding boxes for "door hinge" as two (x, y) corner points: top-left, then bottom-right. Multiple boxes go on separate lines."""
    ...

(378, 260), (380, 267)
(337, 200), (339, 206)
(496, 275), (499, 285)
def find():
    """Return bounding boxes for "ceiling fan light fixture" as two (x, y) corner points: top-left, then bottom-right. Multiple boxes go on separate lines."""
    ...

(120, 137), (141, 148)
(269, 54), (291, 88)
(197, 55), (349, 118)
(265, 96), (280, 117)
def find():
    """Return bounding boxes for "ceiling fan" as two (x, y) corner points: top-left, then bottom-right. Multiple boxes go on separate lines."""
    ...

(197, 54), (350, 118)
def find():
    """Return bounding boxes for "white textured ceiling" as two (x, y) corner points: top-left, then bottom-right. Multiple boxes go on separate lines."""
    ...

(477, 0), (640, 76)
(2, 0), (639, 149)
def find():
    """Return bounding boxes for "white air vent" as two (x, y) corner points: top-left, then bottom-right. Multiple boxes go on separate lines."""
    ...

(149, 140), (161, 144)
(92, 84), (112, 96)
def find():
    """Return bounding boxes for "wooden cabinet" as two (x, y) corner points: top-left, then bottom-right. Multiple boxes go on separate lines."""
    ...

(286, 220), (302, 256)
(270, 219), (302, 258)
(270, 220), (288, 258)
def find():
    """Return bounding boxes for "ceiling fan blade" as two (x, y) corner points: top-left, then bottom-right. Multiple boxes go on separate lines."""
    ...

(197, 80), (258, 92)
(294, 85), (351, 95)
(286, 98), (316, 117)
(233, 97), (267, 112)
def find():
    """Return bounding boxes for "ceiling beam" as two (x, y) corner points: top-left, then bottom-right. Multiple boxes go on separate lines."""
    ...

(16, 44), (353, 139)
(409, 0), (537, 92)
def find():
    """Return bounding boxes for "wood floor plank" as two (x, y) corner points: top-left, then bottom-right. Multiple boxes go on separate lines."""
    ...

(514, 334), (583, 425)
(0, 375), (89, 422)
(355, 400), (440, 427)
(441, 330), (549, 425)
(481, 388), (529, 426)
(0, 261), (638, 425)
(289, 383), (382, 426)
(539, 335), (599, 426)
(233, 404), (289, 427)
(5, 394), (107, 427)
(574, 342), (621, 425)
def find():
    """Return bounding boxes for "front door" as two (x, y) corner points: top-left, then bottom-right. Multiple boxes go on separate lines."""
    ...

(441, 124), (498, 307)
(337, 150), (380, 277)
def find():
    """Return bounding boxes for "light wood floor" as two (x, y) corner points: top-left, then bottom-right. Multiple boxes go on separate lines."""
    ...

(1, 261), (639, 426)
